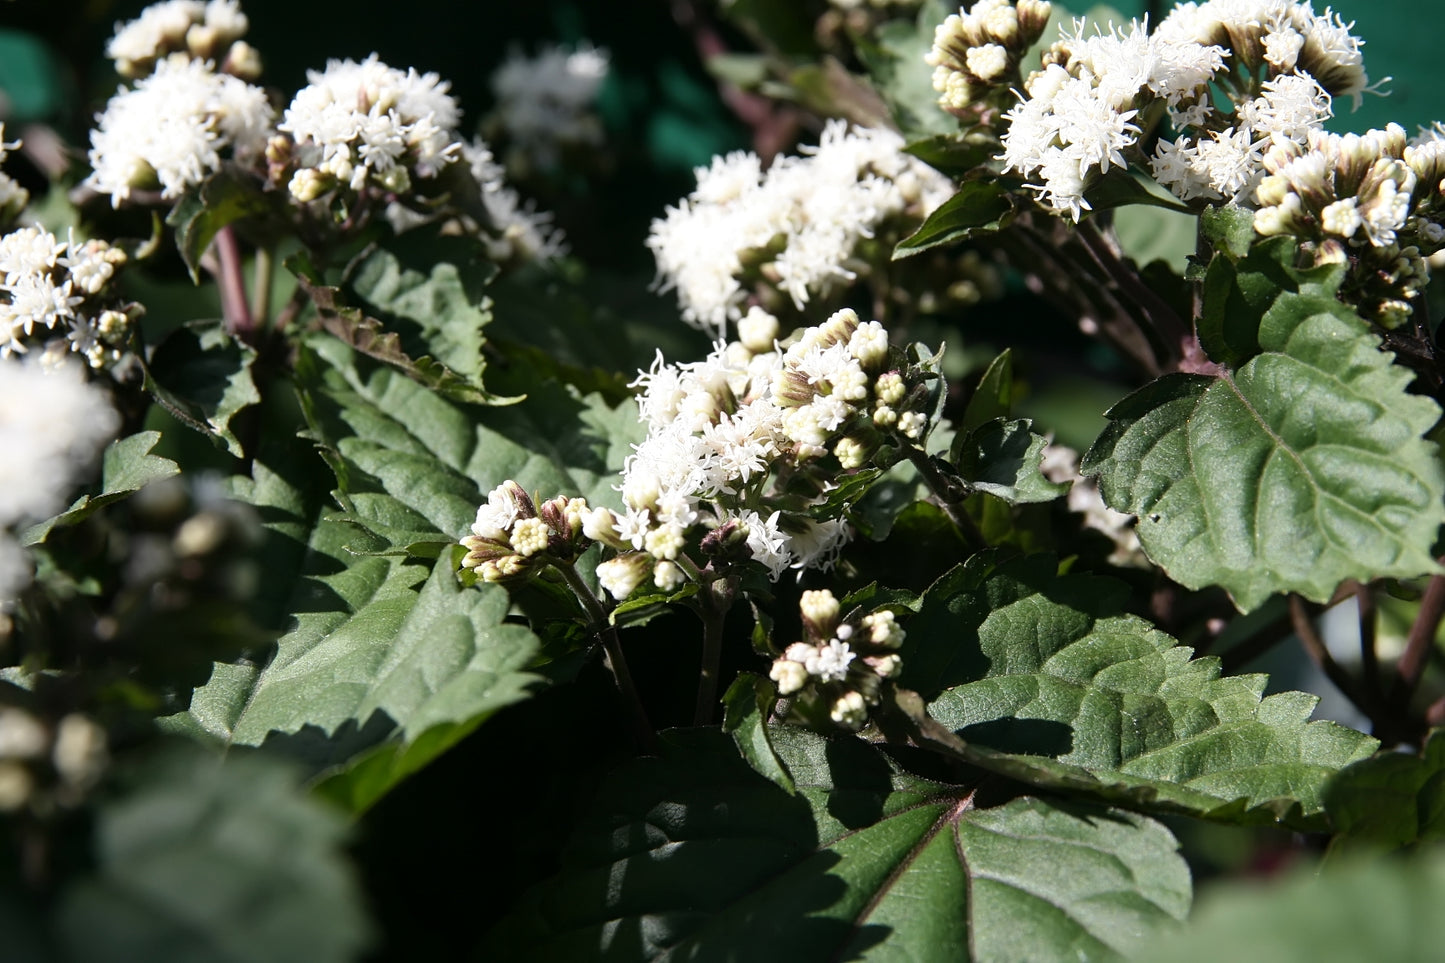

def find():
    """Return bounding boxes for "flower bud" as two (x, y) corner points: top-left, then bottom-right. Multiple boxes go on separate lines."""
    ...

(596, 552), (651, 600)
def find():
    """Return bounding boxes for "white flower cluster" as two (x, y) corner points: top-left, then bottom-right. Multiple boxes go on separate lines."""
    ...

(1000, 18), (1225, 219)
(0, 225), (133, 369)
(461, 308), (939, 600)
(647, 122), (953, 335)
(769, 589), (905, 730)
(464, 140), (566, 263)
(1252, 123), (1445, 325)
(984, 1), (1377, 219)
(0, 357), (120, 606)
(460, 481), (592, 583)
(1145, 1), (1373, 205)
(85, 56), (273, 206)
(489, 44), (609, 171)
(106, 0), (258, 79)
(278, 54), (463, 202)
(0, 126), (29, 224)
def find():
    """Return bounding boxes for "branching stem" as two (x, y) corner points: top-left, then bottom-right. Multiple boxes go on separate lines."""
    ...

(1391, 568), (1445, 709)
(556, 561), (658, 754)
(693, 574), (737, 726)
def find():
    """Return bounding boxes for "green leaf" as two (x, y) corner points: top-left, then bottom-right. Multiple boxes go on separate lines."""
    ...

(1323, 729), (1445, 850)
(289, 247), (517, 407)
(302, 334), (642, 556)
(1082, 297), (1445, 609)
(1082, 169), (1194, 215)
(21, 431), (180, 547)
(483, 727), (1190, 962)
(1143, 852), (1445, 963)
(168, 519), (542, 813)
(170, 340), (644, 809)
(1200, 205), (1256, 259)
(952, 417), (1069, 504)
(1196, 234), (1344, 369)
(143, 320), (260, 457)
(893, 179), (1014, 259)
(166, 166), (274, 283)
(903, 131), (1002, 179)
(961, 349), (1013, 432)
(56, 744), (371, 963)
(721, 672), (795, 794)
(914, 555), (1378, 828)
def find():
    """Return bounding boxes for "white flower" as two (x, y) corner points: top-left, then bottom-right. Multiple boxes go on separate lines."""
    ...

(0, 356), (120, 527)
(737, 508), (792, 580)
(647, 121), (951, 333)
(455, 139), (566, 261)
(86, 57), (272, 205)
(280, 54), (461, 196)
(805, 638), (855, 682)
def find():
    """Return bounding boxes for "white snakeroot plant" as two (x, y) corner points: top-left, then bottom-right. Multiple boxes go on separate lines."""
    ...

(647, 121), (953, 334)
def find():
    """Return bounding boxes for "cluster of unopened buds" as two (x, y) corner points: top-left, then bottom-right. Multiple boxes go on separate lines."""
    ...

(1254, 123), (1445, 326)
(106, 0), (261, 81)
(769, 589), (905, 730)
(0, 706), (108, 814)
(459, 481), (591, 583)
(926, 0), (1053, 118)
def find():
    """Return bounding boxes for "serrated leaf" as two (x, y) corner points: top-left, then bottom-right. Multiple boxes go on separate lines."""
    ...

(482, 726), (1189, 962)
(167, 517), (542, 812)
(894, 179), (1014, 259)
(915, 555), (1378, 828)
(1323, 729), (1445, 850)
(166, 166), (274, 283)
(1082, 291), (1445, 610)
(1198, 235), (1348, 370)
(21, 431), (180, 546)
(1144, 853), (1445, 963)
(962, 349), (1013, 432)
(721, 672), (795, 794)
(302, 334), (642, 556)
(143, 320), (260, 456)
(56, 744), (370, 963)
(290, 248), (517, 407)
(952, 417), (1069, 504)
(169, 339), (645, 808)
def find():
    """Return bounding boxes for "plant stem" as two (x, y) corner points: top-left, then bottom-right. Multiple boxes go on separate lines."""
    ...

(903, 446), (987, 552)
(1289, 594), (1372, 715)
(693, 575), (737, 726)
(556, 562), (658, 754)
(1390, 569), (1445, 708)
(212, 225), (254, 338)
(251, 245), (274, 329)
(1354, 581), (1381, 708)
